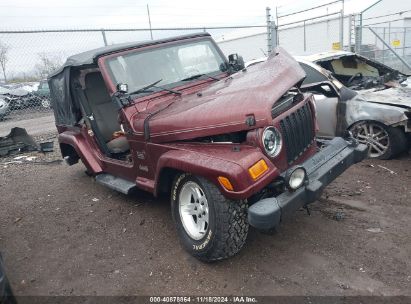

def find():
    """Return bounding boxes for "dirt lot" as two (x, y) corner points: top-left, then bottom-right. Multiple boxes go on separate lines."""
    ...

(0, 142), (410, 297)
(0, 111), (55, 137)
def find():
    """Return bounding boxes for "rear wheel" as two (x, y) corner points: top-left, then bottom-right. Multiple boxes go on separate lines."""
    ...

(171, 173), (248, 262)
(349, 121), (407, 159)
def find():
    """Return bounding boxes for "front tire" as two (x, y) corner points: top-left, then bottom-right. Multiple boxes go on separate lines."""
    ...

(171, 173), (248, 262)
(349, 121), (407, 159)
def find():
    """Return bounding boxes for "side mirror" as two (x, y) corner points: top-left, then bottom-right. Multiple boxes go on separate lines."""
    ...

(300, 82), (339, 98)
(320, 84), (332, 92)
(317, 82), (338, 97)
(112, 83), (130, 109)
(228, 54), (245, 72)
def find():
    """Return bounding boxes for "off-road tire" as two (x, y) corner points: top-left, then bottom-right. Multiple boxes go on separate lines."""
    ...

(171, 173), (248, 262)
(349, 121), (407, 160)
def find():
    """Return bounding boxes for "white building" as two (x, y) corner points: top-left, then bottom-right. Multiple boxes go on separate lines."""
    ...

(216, 0), (411, 68)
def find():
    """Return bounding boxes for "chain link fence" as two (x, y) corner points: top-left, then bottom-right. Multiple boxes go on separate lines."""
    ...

(1, 2), (411, 136)
(0, 25), (268, 135)
(357, 26), (411, 74)
(277, 14), (349, 55)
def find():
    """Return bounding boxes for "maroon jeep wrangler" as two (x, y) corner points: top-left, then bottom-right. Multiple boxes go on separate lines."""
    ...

(48, 33), (367, 261)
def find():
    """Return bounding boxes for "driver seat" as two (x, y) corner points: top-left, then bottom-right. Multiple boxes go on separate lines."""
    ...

(84, 72), (129, 154)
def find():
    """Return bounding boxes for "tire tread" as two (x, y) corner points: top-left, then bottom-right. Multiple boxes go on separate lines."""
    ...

(196, 177), (248, 262)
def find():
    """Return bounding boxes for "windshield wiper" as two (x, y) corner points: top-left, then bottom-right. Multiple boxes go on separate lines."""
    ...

(128, 79), (163, 96)
(128, 79), (182, 96)
(181, 73), (220, 82)
(152, 85), (182, 95)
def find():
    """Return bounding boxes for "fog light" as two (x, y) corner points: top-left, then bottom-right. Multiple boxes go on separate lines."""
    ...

(286, 167), (306, 190)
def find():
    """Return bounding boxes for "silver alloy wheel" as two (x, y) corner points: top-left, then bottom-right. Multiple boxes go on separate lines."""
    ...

(352, 122), (389, 158)
(178, 181), (209, 240)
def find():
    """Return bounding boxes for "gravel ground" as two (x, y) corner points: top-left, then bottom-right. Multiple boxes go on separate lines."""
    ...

(0, 142), (410, 297)
(4, 108), (52, 122)
(0, 113), (55, 137)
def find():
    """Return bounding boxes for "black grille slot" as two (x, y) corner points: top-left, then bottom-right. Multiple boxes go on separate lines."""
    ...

(280, 103), (315, 164)
(271, 92), (304, 117)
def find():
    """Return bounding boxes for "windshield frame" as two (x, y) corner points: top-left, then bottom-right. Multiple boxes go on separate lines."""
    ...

(308, 60), (344, 89)
(98, 36), (228, 97)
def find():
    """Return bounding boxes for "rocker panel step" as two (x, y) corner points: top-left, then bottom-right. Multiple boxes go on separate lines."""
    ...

(95, 174), (136, 195)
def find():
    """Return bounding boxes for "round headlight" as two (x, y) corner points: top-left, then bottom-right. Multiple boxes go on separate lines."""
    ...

(287, 167), (307, 190)
(262, 127), (282, 157)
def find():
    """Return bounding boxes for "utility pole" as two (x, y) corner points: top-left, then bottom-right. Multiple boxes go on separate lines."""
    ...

(275, 6), (279, 46)
(266, 7), (272, 54)
(339, 0), (344, 50)
(101, 30), (108, 46)
(147, 4), (153, 40)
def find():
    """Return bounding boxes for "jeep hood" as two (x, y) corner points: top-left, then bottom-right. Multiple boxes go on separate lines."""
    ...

(134, 47), (306, 143)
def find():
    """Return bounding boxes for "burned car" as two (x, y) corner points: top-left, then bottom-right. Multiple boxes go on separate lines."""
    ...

(49, 33), (367, 261)
(247, 57), (410, 159)
(305, 52), (411, 158)
(297, 58), (411, 159)
(305, 51), (409, 91)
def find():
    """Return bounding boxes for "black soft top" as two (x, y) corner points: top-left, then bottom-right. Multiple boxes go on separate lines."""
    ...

(48, 32), (211, 126)
(49, 32), (211, 77)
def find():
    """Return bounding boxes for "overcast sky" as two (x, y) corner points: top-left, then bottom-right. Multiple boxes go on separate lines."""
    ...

(0, 0), (378, 30)
(0, 0), (381, 79)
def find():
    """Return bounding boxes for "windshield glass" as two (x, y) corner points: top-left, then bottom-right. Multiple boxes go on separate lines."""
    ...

(106, 39), (227, 93)
(300, 62), (344, 89)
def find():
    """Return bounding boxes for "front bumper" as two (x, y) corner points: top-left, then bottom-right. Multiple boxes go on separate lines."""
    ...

(248, 137), (368, 230)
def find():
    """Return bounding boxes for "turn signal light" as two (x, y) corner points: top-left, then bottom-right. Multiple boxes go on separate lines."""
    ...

(248, 159), (268, 180)
(218, 176), (234, 191)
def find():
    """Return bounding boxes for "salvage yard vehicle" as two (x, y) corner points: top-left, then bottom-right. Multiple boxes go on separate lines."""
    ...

(32, 80), (51, 109)
(296, 58), (411, 159)
(0, 82), (49, 111)
(0, 97), (10, 121)
(247, 57), (411, 159)
(305, 51), (409, 91)
(0, 88), (31, 110)
(49, 33), (367, 261)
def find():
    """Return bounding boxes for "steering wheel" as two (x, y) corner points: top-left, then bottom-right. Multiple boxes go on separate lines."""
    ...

(347, 72), (363, 86)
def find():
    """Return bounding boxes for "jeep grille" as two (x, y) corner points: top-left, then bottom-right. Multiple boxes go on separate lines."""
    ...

(279, 102), (315, 164)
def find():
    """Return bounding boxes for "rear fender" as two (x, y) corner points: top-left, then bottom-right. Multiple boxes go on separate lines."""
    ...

(58, 130), (103, 174)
